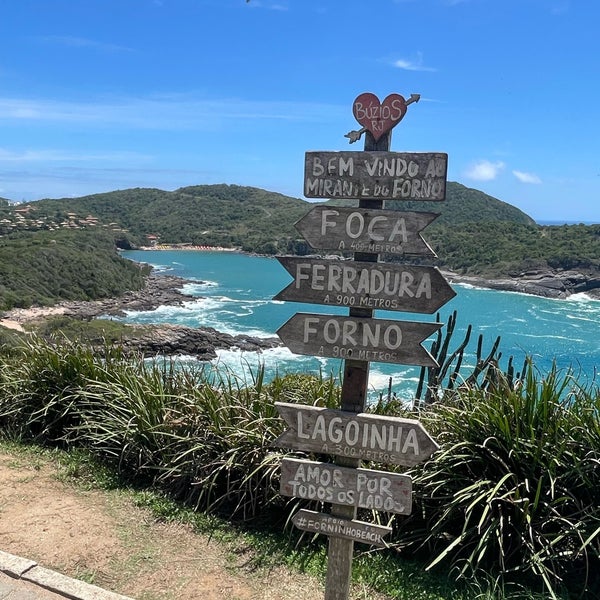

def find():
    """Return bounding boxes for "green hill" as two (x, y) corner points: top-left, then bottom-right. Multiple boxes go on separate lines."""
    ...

(14, 182), (534, 253)
(26, 185), (310, 254)
(1, 184), (597, 312)
(426, 221), (600, 276)
(0, 229), (150, 310)
(391, 181), (535, 225)
(328, 181), (534, 226)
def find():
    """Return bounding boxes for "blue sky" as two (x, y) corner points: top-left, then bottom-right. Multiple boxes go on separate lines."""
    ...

(1, 0), (599, 222)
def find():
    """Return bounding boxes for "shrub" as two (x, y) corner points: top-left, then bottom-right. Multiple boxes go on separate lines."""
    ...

(396, 362), (600, 598)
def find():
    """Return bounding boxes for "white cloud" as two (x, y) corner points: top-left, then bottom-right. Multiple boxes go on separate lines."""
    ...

(464, 160), (505, 181)
(0, 148), (150, 163)
(0, 95), (344, 130)
(392, 52), (436, 72)
(513, 170), (542, 184)
(246, 1), (289, 10)
(37, 35), (133, 53)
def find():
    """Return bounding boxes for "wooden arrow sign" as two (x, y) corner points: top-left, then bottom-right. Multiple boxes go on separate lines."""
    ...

(275, 402), (439, 467)
(280, 458), (412, 515)
(292, 509), (392, 548)
(295, 207), (437, 255)
(276, 313), (441, 366)
(304, 151), (447, 200)
(274, 257), (456, 314)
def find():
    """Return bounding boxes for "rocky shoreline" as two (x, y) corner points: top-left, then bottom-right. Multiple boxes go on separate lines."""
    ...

(0, 274), (282, 361)
(2, 267), (598, 361)
(443, 268), (600, 300)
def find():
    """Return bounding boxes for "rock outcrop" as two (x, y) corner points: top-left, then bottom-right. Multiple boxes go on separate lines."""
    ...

(1, 274), (282, 360)
(61, 273), (194, 318)
(60, 274), (282, 360)
(445, 269), (600, 299)
(117, 324), (281, 361)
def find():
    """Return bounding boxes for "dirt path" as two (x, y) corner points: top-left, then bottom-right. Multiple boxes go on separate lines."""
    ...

(0, 449), (383, 600)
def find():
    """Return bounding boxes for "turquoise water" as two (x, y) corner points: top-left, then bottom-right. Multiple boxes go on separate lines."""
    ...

(118, 250), (600, 400)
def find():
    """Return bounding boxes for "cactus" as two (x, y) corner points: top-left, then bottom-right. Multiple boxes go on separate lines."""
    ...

(414, 310), (528, 405)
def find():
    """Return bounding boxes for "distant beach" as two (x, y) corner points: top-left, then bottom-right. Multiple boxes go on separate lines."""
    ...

(137, 244), (240, 252)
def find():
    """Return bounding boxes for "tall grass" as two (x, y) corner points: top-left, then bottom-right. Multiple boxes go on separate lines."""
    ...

(397, 362), (600, 598)
(1, 335), (599, 597)
(0, 336), (124, 440)
(0, 336), (338, 521)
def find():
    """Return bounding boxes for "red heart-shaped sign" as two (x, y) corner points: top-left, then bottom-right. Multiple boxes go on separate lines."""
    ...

(352, 93), (407, 141)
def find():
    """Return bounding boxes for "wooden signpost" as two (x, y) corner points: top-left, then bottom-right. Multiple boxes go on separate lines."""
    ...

(274, 402), (439, 467)
(304, 151), (447, 200)
(274, 257), (456, 313)
(277, 313), (441, 366)
(280, 457), (412, 514)
(292, 509), (392, 548)
(295, 206), (438, 255)
(273, 92), (453, 600)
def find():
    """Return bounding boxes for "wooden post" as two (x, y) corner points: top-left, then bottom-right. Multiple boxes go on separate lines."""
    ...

(275, 94), (447, 599)
(324, 130), (390, 600)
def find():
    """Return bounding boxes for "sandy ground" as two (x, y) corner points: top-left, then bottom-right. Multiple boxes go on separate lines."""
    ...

(0, 307), (68, 332)
(0, 450), (387, 600)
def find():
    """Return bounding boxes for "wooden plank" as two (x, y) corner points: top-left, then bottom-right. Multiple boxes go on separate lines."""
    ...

(295, 207), (437, 255)
(304, 151), (447, 200)
(292, 509), (392, 548)
(274, 257), (456, 314)
(274, 402), (439, 467)
(276, 313), (441, 367)
(280, 458), (412, 515)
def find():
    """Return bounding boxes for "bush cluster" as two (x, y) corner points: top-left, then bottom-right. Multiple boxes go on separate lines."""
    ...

(0, 336), (599, 598)
(0, 229), (150, 310)
(402, 366), (600, 598)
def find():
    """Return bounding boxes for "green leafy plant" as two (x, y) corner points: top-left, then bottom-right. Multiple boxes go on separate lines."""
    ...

(397, 362), (600, 598)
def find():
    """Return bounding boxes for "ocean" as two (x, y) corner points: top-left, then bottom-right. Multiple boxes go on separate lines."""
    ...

(118, 250), (600, 401)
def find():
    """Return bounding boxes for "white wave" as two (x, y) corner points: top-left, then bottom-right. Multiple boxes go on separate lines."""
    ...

(239, 299), (273, 307)
(213, 322), (273, 338)
(149, 263), (173, 272)
(367, 368), (421, 401)
(186, 296), (236, 308)
(566, 292), (600, 303)
(566, 314), (600, 324)
(517, 332), (585, 343)
(209, 346), (328, 382)
(182, 281), (219, 294)
(452, 282), (478, 290)
(121, 304), (192, 319)
(119, 298), (274, 338)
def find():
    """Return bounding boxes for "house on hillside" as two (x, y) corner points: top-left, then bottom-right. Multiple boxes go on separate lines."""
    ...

(146, 234), (160, 247)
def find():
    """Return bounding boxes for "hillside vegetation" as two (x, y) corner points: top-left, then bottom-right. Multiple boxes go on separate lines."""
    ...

(0, 229), (150, 310)
(427, 221), (600, 276)
(12, 184), (310, 254)
(0, 183), (598, 309)
(390, 181), (535, 225)
(3, 181), (534, 252)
